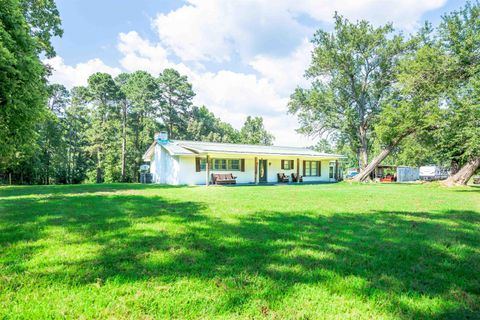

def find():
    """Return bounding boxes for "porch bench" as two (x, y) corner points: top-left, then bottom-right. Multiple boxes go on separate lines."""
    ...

(211, 173), (237, 185)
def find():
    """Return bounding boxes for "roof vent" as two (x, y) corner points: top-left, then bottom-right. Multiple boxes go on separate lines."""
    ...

(155, 131), (168, 144)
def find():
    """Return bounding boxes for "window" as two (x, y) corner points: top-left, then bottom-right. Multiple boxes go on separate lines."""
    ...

(200, 159), (206, 171)
(213, 159), (241, 171)
(304, 161), (321, 176)
(214, 159), (227, 170)
(329, 161), (335, 179)
(230, 159), (240, 170)
(282, 160), (294, 170)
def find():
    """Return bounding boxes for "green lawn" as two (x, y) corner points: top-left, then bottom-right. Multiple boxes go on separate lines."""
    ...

(1, 183), (479, 319)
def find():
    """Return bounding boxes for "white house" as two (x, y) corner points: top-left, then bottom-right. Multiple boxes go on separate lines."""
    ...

(142, 133), (344, 185)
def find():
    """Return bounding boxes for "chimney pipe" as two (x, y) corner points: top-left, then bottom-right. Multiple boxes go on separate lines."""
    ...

(155, 131), (168, 144)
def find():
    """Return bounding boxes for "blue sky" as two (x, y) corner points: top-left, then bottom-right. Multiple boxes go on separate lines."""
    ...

(47, 0), (467, 146)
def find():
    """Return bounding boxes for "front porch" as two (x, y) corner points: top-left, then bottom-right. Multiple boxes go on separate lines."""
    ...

(209, 180), (339, 187)
(203, 155), (342, 185)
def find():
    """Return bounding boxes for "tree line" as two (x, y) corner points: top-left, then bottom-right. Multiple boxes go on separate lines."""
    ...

(0, 0), (274, 184)
(3, 69), (275, 184)
(1, 0), (478, 186)
(290, 2), (480, 186)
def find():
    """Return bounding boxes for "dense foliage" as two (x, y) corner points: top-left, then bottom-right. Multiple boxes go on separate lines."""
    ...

(295, 3), (480, 184)
(2, 69), (275, 184)
(0, 0), (62, 180)
(289, 14), (408, 170)
(2, 0), (478, 185)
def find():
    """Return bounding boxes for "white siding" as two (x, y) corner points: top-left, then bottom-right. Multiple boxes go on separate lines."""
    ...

(269, 158), (330, 183)
(149, 146), (338, 185)
(150, 144), (180, 184)
(178, 156), (256, 185)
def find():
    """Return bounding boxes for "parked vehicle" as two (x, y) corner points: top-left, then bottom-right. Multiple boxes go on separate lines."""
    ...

(419, 166), (449, 181)
(345, 169), (358, 179)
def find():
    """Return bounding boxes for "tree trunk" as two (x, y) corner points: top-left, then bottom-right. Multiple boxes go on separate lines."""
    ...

(96, 150), (102, 184)
(358, 126), (368, 171)
(46, 154), (50, 185)
(352, 130), (412, 182)
(442, 157), (480, 186)
(352, 145), (395, 182)
(450, 160), (459, 175)
(121, 103), (127, 182)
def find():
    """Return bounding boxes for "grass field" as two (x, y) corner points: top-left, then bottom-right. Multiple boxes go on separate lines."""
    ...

(0, 182), (479, 319)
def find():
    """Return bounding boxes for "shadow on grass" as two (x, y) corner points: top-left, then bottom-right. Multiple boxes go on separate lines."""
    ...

(0, 188), (479, 319)
(452, 185), (480, 193)
(0, 183), (189, 198)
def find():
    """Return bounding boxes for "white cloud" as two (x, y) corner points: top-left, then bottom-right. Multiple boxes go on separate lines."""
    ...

(249, 38), (313, 94)
(46, 0), (447, 146)
(117, 31), (315, 145)
(153, 0), (446, 63)
(44, 57), (121, 89)
(189, 69), (315, 146)
(153, 0), (310, 62)
(117, 31), (196, 76)
(190, 70), (286, 123)
(295, 0), (447, 31)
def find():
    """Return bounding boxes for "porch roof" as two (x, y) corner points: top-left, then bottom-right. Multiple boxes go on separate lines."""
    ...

(145, 140), (344, 159)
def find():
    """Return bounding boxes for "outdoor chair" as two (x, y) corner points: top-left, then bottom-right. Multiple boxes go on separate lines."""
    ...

(291, 173), (303, 182)
(277, 173), (289, 183)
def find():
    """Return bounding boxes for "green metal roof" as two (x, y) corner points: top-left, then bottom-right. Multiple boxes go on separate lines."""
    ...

(171, 140), (343, 158)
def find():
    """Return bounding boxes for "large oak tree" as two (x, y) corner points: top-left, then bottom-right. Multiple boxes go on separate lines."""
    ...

(289, 14), (407, 171)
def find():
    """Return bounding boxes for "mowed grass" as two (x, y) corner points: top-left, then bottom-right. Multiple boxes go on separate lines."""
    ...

(0, 183), (479, 319)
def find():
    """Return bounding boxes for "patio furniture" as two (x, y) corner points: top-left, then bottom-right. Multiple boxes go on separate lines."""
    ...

(380, 174), (396, 183)
(291, 173), (303, 182)
(277, 173), (289, 183)
(211, 173), (237, 185)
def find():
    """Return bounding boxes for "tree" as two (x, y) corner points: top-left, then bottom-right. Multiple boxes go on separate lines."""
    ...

(114, 73), (131, 182)
(313, 139), (335, 154)
(20, 0), (63, 58)
(289, 14), (407, 171)
(39, 84), (69, 184)
(0, 0), (62, 179)
(65, 86), (91, 184)
(352, 44), (448, 181)
(157, 69), (195, 139)
(85, 73), (122, 183)
(439, 77), (480, 185)
(186, 106), (240, 143)
(119, 71), (160, 181)
(239, 116), (274, 145)
(437, 2), (480, 186)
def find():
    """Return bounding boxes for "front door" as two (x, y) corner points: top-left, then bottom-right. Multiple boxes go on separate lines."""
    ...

(329, 161), (336, 182)
(259, 159), (268, 183)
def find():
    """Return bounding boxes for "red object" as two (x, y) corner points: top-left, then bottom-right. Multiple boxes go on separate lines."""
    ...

(380, 175), (396, 183)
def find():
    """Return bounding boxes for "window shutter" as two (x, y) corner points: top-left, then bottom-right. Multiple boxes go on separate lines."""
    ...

(303, 160), (306, 176)
(241, 159), (245, 172)
(317, 161), (321, 176)
(291, 160), (294, 170)
(195, 157), (200, 172)
(281, 160), (284, 170)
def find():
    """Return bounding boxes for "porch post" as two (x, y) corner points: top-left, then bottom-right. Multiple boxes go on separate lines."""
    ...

(254, 157), (258, 184)
(205, 155), (210, 186)
(335, 160), (339, 181)
(296, 158), (300, 183)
